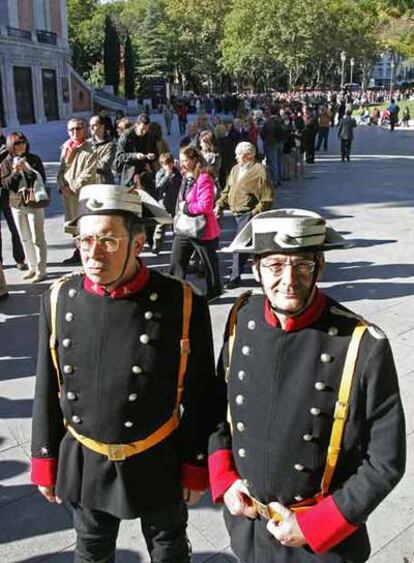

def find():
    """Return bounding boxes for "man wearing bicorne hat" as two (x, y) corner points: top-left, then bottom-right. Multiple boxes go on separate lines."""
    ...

(208, 209), (406, 562)
(31, 185), (219, 562)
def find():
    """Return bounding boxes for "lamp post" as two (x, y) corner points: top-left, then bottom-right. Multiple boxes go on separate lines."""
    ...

(350, 58), (355, 84)
(389, 55), (395, 100)
(340, 51), (346, 88)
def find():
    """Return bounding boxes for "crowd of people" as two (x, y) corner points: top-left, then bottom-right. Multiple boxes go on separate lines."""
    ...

(0, 95), (364, 300)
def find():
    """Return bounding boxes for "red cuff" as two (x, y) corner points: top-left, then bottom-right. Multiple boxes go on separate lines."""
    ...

(31, 457), (58, 487)
(296, 495), (358, 553)
(208, 449), (240, 502)
(181, 463), (209, 491)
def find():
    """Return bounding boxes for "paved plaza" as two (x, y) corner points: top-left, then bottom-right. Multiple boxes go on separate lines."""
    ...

(0, 118), (413, 562)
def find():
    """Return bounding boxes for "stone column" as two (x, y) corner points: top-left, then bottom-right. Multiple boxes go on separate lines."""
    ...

(3, 58), (18, 126)
(7, 0), (18, 27)
(59, 0), (69, 48)
(33, 63), (46, 123)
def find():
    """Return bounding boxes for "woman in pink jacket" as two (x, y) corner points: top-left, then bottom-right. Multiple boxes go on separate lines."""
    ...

(170, 146), (222, 301)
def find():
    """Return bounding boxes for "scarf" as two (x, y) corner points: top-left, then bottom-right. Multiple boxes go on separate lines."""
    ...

(62, 138), (85, 160)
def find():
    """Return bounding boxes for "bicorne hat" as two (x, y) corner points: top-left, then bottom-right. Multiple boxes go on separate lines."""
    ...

(223, 209), (349, 254)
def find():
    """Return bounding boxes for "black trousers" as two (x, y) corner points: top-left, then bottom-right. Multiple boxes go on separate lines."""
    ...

(231, 212), (252, 281)
(340, 140), (352, 160)
(170, 234), (222, 298)
(316, 127), (329, 151)
(73, 501), (191, 563)
(0, 201), (25, 264)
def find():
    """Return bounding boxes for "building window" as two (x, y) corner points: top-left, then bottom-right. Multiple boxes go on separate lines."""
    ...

(33, 0), (51, 31)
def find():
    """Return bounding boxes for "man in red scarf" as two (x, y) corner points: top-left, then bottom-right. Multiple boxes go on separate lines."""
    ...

(57, 117), (97, 265)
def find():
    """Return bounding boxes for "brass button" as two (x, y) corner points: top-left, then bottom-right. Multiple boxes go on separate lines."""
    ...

(139, 334), (150, 344)
(294, 463), (304, 472)
(236, 422), (245, 432)
(294, 495), (304, 501)
(40, 447), (49, 455)
(235, 394), (245, 406)
(65, 312), (74, 322)
(320, 353), (332, 363)
(71, 415), (81, 424)
(242, 346), (251, 356)
(303, 434), (313, 442)
(328, 327), (338, 336)
(132, 365), (142, 374)
(128, 393), (138, 402)
(66, 391), (77, 401)
(247, 320), (256, 330)
(310, 407), (321, 416)
(68, 289), (77, 298)
(238, 448), (246, 458)
(63, 365), (74, 374)
(124, 421), (134, 428)
(238, 370), (246, 381)
(62, 338), (72, 348)
(144, 311), (153, 320)
(314, 381), (325, 391)
(149, 292), (158, 302)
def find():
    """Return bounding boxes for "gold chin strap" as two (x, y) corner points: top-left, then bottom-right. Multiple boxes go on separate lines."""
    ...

(49, 278), (193, 461)
(225, 296), (368, 522)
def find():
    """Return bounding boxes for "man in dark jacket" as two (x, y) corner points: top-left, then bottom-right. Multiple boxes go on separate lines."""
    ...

(208, 209), (406, 563)
(114, 113), (158, 187)
(260, 110), (285, 187)
(31, 185), (219, 562)
(338, 110), (357, 161)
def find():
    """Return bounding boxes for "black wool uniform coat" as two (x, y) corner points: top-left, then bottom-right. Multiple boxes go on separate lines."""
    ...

(208, 291), (406, 563)
(31, 269), (218, 518)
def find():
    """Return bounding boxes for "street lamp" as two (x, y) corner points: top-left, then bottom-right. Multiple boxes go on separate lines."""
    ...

(350, 58), (355, 84)
(389, 55), (396, 99)
(340, 51), (346, 88)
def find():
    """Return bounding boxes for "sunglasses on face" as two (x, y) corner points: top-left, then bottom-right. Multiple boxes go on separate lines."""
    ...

(13, 140), (26, 146)
(68, 126), (84, 132)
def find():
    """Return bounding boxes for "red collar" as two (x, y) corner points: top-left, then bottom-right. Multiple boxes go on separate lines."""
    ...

(264, 289), (326, 332)
(83, 261), (150, 298)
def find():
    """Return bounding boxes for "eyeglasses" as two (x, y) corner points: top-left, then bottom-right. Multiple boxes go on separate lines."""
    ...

(68, 126), (84, 132)
(260, 260), (316, 276)
(75, 235), (129, 253)
(13, 140), (26, 146)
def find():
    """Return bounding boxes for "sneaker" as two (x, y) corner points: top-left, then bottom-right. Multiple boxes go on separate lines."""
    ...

(16, 262), (28, 271)
(22, 270), (36, 280)
(62, 250), (81, 265)
(30, 273), (47, 283)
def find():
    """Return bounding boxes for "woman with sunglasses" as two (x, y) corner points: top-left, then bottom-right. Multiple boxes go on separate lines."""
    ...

(0, 131), (48, 283)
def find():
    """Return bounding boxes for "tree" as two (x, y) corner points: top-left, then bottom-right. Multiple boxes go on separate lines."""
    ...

(124, 34), (136, 99)
(138, 0), (171, 80)
(103, 14), (121, 95)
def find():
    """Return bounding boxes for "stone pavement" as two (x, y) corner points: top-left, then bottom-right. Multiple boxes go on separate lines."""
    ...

(0, 118), (413, 562)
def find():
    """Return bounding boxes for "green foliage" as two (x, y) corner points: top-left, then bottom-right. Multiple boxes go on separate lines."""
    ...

(137, 0), (171, 79)
(103, 15), (121, 94)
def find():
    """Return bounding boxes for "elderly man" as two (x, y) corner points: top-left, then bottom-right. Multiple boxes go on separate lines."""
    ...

(31, 185), (219, 562)
(58, 117), (97, 265)
(208, 209), (406, 562)
(215, 141), (274, 289)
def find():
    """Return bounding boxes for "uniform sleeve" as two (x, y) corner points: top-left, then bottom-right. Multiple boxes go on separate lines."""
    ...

(179, 293), (221, 490)
(297, 336), (406, 553)
(31, 293), (66, 487)
(208, 316), (240, 502)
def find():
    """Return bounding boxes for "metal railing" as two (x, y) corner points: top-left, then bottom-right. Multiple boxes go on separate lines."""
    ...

(6, 26), (32, 41)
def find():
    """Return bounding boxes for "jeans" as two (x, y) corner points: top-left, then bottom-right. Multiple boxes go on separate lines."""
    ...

(316, 127), (329, 151)
(73, 501), (191, 563)
(11, 206), (47, 275)
(264, 142), (283, 187)
(170, 235), (222, 298)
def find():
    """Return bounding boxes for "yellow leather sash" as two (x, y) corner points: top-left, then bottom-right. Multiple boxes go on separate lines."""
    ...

(225, 296), (367, 516)
(49, 278), (193, 461)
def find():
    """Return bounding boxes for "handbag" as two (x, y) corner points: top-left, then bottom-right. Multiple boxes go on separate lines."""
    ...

(18, 168), (50, 209)
(174, 209), (206, 239)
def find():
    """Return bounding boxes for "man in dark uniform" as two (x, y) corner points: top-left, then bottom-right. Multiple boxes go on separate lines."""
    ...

(208, 209), (406, 562)
(31, 184), (219, 562)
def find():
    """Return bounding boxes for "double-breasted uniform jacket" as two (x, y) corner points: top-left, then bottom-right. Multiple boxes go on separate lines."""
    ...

(208, 290), (406, 563)
(31, 265), (218, 518)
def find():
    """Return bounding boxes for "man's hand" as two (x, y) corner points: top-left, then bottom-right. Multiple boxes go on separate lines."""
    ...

(146, 153), (156, 160)
(223, 479), (257, 519)
(266, 502), (306, 548)
(136, 152), (146, 160)
(214, 205), (222, 219)
(60, 184), (72, 195)
(38, 486), (62, 504)
(183, 487), (204, 506)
